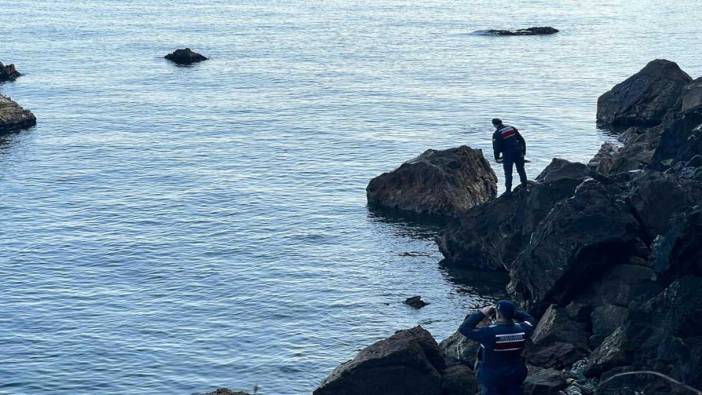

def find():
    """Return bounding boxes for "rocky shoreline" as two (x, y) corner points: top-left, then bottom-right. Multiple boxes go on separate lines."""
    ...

(315, 59), (702, 395)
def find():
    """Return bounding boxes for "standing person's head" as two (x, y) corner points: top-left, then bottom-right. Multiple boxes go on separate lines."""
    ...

(492, 118), (503, 127)
(495, 300), (515, 322)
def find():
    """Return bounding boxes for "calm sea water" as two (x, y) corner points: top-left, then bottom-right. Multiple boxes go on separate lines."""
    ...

(2, 1), (701, 394)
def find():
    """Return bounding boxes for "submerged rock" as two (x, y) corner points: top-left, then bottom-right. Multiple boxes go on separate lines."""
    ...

(199, 389), (251, 395)
(477, 27), (559, 36)
(0, 62), (21, 82)
(597, 59), (692, 128)
(0, 95), (36, 133)
(314, 326), (445, 395)
(367, 145), (497, 218)
(164, 48), (208, 65)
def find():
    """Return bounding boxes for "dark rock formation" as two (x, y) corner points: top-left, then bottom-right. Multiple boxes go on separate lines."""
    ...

(0, 62), (21, 82)
(651, 207), (702, 278)
(438, 330), (480, 368)
(199, 389), (251, 395)
(526, 305), (590, 369)
(508, 179), (644, 314)
(367, 146), (497, 218)
(597, 59), (692, 128)
(0, 95), (37, 133)
(536, 158), (590, 183)
(437, 177), (581, 270)
(404, 296), (428, 309)
(651, 108), (702, 169)
(478, 27), (559, 36)
(314, 326), (445, 395)
(440, 365), (478, 395)
(523, 366), (568, 395)
(164, 48), (208, 65)
(682, 77), (702, 112)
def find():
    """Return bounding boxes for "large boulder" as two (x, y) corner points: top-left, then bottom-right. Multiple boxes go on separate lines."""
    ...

(526, 305), (590, 369)
(682, 77), (702, 112)
(535, 158), (590, 183)
(507, 179), (644, 314)
(650, 206), (702, 278)
(0, 62), (21, 82)
(314, 326), (445, 395)
(523, 366), (568, 395)
(651, 108), (702, 168)
(597, 59), (692, 128)
(367, 146), (497, 218)
(164, 48), (208, 65)
(437, 177), (581, 270)
(440, 365), (478, 395)
(0, 95), (36, 133)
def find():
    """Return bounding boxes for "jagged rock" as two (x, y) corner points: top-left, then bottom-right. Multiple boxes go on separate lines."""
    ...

(589, 304), (629, 348)
(626, 170), (702, 240)
(0, 62), (21, 81)
(682, 77), (702, 112)
(650, 207), (702, 278)
(0, 95), (37, 133)
(164, 48), (208, 65)
(587, 142), (620, 175)
(439, 331), (480, 368)
(440, 365), (478, 395)
(508, 179), (643, 314)
(405, 296), (428, 309)
(651, 108), (702, 168)
(535, 158), (590, 183)
(597, 59), (692, 128)
(437, 178), (581, 270)
(367, 146), (497, 218)
(478, 27), (559, 36)
(526, 305), (589, 369)
(314, 326), (445, 395)
(523, 366), (568, 395)
(585, 327), (628, 377)
(575, 263), (657, 309)
(199, 388), (251, 395)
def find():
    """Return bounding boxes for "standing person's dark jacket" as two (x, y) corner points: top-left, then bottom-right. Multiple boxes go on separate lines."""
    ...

(459, 308), (536, 395)
(492, 124), (526, 161)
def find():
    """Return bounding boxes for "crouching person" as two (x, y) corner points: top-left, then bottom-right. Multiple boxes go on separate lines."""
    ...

(459, 300), (535, 395)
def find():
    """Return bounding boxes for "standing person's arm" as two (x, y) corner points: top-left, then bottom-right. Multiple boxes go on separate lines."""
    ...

(515, 129), (526, 156)
(492, 131), (503, 161)
(459, 306), (494, 344)
(513, 309), (536, 337)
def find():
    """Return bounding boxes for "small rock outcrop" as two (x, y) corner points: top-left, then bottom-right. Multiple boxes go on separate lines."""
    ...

(0, 62), (21, 82)
(597, 59), (692, 127)
(367, 146), (497, 218)
(314, 326), (446, 395)
(404, 296), (428, 309)
(535, 158), (590, 183)
(164, 48), (208, 65)
(199, 389), (251, 395)
(478, 27), (559, 36)
(1, 95), (36, 133)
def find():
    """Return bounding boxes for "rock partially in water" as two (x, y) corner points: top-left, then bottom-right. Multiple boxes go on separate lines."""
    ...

(597, 59), (692, 128)
(477, 27), (559, 36)
(164, 48), (208, 65)
(404, 296), (428, 309)
(0, 62), (21, 82)
(367, 145), (497, 218)
(199, 388), (251, 395)
(437, 177), (581, 271)
(314, 326), (445, 395)
(0, 95), (37, 133)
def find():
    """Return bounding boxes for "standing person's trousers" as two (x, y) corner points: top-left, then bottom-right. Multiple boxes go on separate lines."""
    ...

(503, 152), (527, 192)
(478, 364), (528, 395)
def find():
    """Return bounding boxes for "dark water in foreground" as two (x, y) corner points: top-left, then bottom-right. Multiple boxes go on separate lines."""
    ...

(2, 1), (702, 393)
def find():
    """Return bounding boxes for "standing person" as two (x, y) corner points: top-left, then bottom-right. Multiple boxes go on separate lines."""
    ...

(491, 119), (528, 196)
(459, 300), (536, 395)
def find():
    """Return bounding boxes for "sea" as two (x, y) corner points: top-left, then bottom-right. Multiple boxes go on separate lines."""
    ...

(1, 1), (701, 393)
